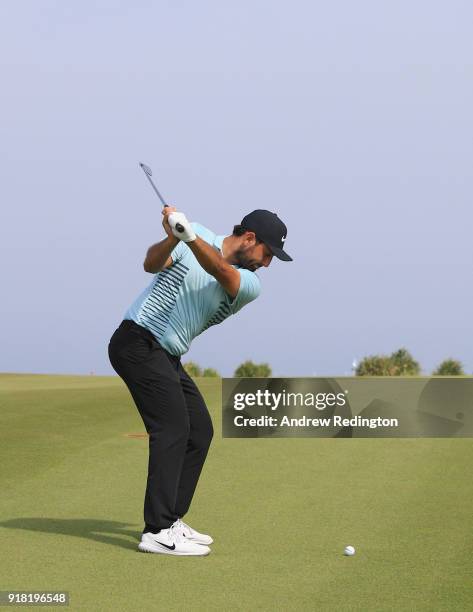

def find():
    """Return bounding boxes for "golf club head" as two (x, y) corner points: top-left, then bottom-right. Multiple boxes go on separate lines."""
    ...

(139, 162), (153, 177)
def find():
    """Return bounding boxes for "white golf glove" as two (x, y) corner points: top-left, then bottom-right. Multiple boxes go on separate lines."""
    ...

(168, 212), (196, 243)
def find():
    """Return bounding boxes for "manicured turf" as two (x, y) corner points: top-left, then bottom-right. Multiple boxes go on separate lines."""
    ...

(1, 373), (472, 610)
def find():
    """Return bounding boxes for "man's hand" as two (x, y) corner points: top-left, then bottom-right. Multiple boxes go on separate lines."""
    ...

(162, 207), (196, 242)
(168, 211), (196, 243)
(162, 206), (178, 239)
(142, 207), (180, 273)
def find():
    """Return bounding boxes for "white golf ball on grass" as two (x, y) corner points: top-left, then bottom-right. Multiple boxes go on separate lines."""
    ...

(344, 545), (355, 556)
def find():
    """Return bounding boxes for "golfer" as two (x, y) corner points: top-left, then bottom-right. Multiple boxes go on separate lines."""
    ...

(108, 207), (292, 555)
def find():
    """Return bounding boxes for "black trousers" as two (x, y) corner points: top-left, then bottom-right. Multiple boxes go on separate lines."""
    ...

(108, 320), (213, 532)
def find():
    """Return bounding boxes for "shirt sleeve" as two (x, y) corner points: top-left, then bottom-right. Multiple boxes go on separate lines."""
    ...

(229, 268), (261, 314)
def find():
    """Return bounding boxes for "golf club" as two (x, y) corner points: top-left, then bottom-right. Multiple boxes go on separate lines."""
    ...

(139, 162), (184, 233)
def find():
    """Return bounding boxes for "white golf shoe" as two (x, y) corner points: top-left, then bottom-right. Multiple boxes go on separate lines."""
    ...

(138, 524), (210, 556)
(171, 518), (213, 546)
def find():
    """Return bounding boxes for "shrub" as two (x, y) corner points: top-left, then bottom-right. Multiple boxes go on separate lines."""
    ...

(390, 348), (421, 376)
(433, 359), (465, 376)
(355, 348), (420, 376)
(234, 360), (272, 377)
(355, 355), (394, 376)
(202, 368), (220, 377)
(183, 362), (202, 377)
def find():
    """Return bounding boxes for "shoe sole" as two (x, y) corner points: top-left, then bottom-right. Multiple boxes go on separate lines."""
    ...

(138, 542), (210, 556)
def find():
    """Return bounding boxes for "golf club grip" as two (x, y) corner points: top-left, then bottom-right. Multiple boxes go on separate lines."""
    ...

(164, 206), (185, 233)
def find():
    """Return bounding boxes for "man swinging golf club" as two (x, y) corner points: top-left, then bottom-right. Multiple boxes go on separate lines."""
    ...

(108, 205), (292, 556)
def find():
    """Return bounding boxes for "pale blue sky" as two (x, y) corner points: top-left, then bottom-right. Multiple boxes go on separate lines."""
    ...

(1, 0), (472, 376)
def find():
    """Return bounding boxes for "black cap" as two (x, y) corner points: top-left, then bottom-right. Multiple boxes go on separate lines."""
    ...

(241, 210), (292, 261)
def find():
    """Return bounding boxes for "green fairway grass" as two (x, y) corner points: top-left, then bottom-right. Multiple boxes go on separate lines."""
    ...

(1, 373), (472, 611)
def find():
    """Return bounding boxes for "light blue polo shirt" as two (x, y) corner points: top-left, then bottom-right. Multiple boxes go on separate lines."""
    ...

(124, 223), (261, 356)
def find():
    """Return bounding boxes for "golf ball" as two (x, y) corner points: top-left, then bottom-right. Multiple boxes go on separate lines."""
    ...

(344, 545), (355, 556)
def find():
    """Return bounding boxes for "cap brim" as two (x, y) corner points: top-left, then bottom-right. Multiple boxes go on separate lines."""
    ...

(268, 244), (293, 261)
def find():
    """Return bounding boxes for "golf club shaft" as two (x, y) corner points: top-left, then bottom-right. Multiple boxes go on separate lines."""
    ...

(139, 163), (184, 233)
(143, 171), (167, 207)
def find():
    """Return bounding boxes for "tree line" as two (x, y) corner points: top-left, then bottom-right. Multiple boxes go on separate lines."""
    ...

(184, 350), (467, 378)
(183, 360), (272, 378)
(354, 348), (465, 376)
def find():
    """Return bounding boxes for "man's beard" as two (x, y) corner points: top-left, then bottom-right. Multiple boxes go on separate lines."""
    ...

(233, 245), (259, 271)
